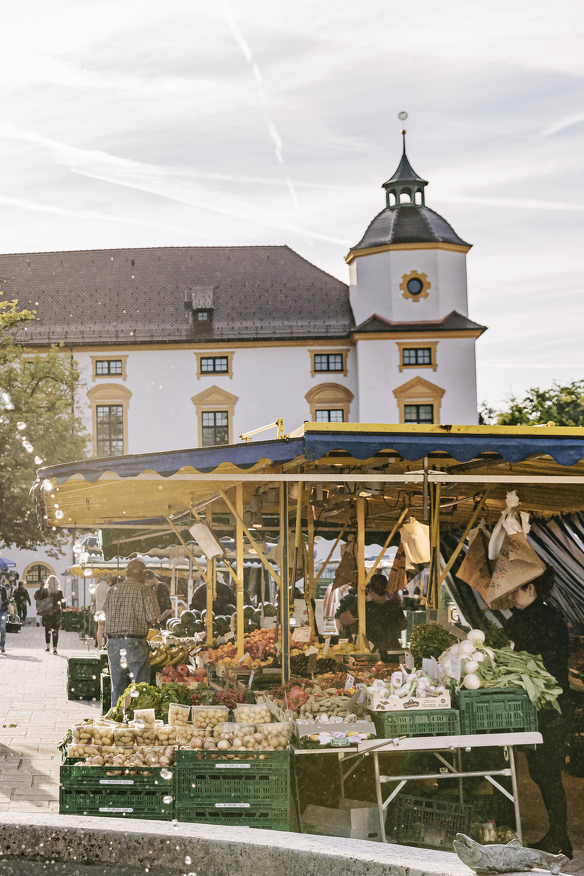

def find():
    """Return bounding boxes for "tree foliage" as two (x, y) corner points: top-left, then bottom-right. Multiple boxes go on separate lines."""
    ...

(493, 380), (584, 427)
(0, 298), (88, 555)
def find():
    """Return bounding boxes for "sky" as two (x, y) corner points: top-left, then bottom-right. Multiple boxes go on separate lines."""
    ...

(0, 0), (582, 410)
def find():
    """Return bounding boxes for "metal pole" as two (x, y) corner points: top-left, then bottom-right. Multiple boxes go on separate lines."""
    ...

(508, 746), (522, 844)
(373, 752), (387, 842)
(280, 482), (290, 683)
(306, 496), (316, 636)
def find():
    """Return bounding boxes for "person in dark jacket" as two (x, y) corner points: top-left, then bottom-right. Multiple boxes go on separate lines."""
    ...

(0, 580), (9, 654)
(335, 574), (407, 660)
(190, 579), (250, 615)
(34, 575), (65, 654)
(504, 568), (572, 859)
(14, 583), (31, 623)
(144, 571), (173, 625)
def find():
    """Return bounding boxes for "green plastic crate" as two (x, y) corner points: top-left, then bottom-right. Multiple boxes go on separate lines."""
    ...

(372, 708), (460, 739)
(456, 688), (538, 735)
(99, 650), (109, 672)
(67, 655), (100, 681)
(389, 794), (472, 849)
(175, 749), (289, 806)
(175, 803), (289, 830)
(60, 763), (173, 788)
(100, 672), (112, 714)
(67, 678), (100, 701)
(59, 786), (174, 819)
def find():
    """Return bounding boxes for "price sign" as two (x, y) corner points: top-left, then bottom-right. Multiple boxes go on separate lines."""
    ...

(404, 652), (415, 670)
(356, 683), (365, 704)
(450, 654), (461, 682)
(291, 626), (311, 644)
(248, 670), (255, 688)
(322, 638), (331, 658)
(307, 653), (317, 674)
(422, 657), (439, 680)
(345, 673), (355, 690)
(258, 643), (263, 659)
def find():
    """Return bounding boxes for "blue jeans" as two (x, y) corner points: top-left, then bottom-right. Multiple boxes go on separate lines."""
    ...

(0, 612), (6, 648)
(108, 637), (150, 707)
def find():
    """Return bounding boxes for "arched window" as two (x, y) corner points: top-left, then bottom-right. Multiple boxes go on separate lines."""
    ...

(24, 562), (55, 586)
(305, 383), (354, 423)
(399, 191), (411, 204)
(388, 192), (396, 207)
(414, 190), (423, 205)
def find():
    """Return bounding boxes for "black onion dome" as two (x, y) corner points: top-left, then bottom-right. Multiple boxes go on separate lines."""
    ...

(350, 204), (471, 252)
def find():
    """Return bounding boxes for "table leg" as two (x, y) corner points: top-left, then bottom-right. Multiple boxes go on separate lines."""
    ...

(373, 751), (387, 843)
(457, 748), (464, 804)
(508, 745), (522, 845)
(339, 754), (345, 802)
(292, 752), (304, 833)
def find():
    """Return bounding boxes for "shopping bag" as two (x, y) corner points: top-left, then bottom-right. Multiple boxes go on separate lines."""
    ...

(485, 532), (546, 608)
(387, 543), (408, 592)
(457, 523), (493, 600)
(7, 603), (15, 617)
(488, 491), (531, 560)
(400, 517), (431, 566)
(332, 539), (357, 590)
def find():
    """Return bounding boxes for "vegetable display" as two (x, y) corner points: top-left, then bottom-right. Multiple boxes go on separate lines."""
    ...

(409, 623), (455, 665)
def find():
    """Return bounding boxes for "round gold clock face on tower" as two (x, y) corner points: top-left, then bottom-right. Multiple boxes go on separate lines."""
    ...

(400, 271), (431, 302)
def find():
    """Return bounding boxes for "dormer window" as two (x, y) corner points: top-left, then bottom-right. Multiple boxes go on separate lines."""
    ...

(196, 310), (212, 322)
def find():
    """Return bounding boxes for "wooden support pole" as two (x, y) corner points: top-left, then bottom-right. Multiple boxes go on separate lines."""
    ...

(280, 482), (290, 683)
(206, 509), (214, 644)
(218, 488), (281, 586)
(306, 496), (316, 636)
(357, 496), (367, 652)
(236, 483), (245, 658)
(439, 489), (491, 585)
(363, 507), (409, 589)
(429, 481), (441, 609)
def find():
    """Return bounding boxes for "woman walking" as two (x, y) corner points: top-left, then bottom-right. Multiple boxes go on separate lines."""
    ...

(34, 575), (65, 654)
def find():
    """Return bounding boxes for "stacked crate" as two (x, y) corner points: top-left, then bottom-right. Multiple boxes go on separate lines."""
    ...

(174, 749), (290, 830)
(67, 655), (100, 701)
(100, 671), (111, 714)
(59, 763), (175, 820)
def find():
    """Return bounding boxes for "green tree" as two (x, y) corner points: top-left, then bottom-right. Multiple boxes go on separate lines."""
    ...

(0, 298), (88, 555)
(494, 380), (584, 426)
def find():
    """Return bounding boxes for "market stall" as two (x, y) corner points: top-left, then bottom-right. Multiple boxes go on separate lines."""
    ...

(34, 422), (584, 843)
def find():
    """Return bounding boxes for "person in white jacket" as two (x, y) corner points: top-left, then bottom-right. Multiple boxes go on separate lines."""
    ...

(94, 573), (111, 649)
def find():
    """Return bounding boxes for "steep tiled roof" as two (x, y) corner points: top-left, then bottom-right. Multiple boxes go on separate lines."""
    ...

(1, 245), (353, 346)
(350, 204), (470, 252)
(353, 311), (486, 334)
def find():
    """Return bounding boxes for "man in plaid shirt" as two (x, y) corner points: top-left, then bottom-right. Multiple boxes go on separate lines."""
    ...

(103, 559), (160, 706)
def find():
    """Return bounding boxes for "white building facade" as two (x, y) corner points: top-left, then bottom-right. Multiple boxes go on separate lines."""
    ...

(0, 140), (486, 591)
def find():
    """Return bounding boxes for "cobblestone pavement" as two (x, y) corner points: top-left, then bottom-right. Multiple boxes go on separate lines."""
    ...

(0, 622), (100, 814)
(0, 623), (582, 872)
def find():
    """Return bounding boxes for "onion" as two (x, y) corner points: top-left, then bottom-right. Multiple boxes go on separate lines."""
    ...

(464, 660), (479, 675)
(472, 651), (485, 663)
(463, 673), (481, 690)
(467, 629), (486, 644)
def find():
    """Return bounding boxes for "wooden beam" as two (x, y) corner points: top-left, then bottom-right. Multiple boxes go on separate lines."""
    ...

(236, 484), (244, 658)
(280, 482), (290, 683)
(206, 509), (214, 645)
(363, 507), (409, 589)
(306, 495), (316, 636)
(357, 497), (367, 651)
(439, 489), (491, 585)
(313, 524), (348, 587)
(217, 488), (281, 587)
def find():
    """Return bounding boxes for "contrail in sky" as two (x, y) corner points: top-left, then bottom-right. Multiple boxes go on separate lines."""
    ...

(222, 0), (300, 212)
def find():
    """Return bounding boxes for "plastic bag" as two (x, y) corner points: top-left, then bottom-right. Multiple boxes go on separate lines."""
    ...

(488, 491), (531, 560)
(400, 518), (431, 565)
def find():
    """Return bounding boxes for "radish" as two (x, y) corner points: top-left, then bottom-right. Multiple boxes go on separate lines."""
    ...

(464, 660), (479, 675)
(467, 629), (485, 645)
(463, 673), (481, 689)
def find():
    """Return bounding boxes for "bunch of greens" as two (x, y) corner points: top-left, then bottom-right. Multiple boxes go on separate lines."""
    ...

(109, 682), (162, 722)
(477, 647), (563, 711)
(409, 624), (455, 666)
(483, 622), (510, 650)
(159, 681), (192, 722)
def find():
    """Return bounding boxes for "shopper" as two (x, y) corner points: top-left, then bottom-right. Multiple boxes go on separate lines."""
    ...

(504, 568), (572, 859)
(335, 574), (407, 660)
(144, 571), (173, 625)
(102, 559), (160, 706)
(14, 582), (31, 623)
(0, 578), (9, 654)
(93, 573), (111, 649)
(34, 575), (65, 654)
(190, 578), (250, 614)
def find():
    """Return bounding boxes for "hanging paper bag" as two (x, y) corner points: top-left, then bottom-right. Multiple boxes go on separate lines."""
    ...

(332, 538), (357, 590)
(485, 532), (546, 608)
(457, 523), (493, 600)
(400, 517), (431, 566)
(488, 490), (531, 560)
(387, 543), (408, 592)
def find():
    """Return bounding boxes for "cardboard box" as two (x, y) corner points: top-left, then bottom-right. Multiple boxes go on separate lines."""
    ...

(302, 800), (382, 841)
(364, 688), (451, 711)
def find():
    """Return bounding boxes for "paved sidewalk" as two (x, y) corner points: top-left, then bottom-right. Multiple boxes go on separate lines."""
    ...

(0, 622), (100, 813)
